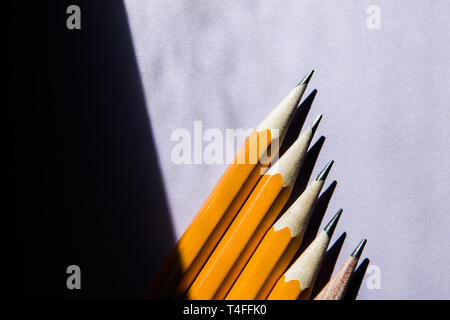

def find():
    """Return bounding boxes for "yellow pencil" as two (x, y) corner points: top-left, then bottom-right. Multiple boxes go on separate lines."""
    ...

(226, 161), (333, 300)
(185, 115), (322, 300)
(145, 71), (314, 299)
(267, 209), (342, 300)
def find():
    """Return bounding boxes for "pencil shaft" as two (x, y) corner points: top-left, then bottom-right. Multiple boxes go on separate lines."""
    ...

(226, 178), (326, 300)
(186, 174), (292, 299)
(145, 130), (270, 298)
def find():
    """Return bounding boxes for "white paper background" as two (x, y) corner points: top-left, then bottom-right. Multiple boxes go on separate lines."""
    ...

(123, 0), (450, 299)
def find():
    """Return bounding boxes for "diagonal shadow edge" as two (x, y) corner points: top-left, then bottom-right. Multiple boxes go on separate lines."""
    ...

(13, 0), (176, 299)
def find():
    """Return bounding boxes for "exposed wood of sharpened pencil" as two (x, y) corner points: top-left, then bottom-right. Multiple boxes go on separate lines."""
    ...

(145, 71), (314, 299)
(267, 209), (342, 300)
(314, 239), (367, 300)
(185, 117), (319, 300)
(226, 159), (333, 300)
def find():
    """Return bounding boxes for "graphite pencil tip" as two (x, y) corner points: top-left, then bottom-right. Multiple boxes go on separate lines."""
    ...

(310, 114), (322, 136)
(298, 70), (314, 86)
(324, 208), (343, 237)
(351, 239), (367, 259)
(316, 160), (334, 181)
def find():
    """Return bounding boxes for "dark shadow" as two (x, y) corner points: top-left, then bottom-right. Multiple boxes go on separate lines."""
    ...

(11, 1), (174, 298)
(297, 181), (338, 255)
(285, 136), (325, 211)
(279, 89), (318, 157)
(311, 232), (347, 298)
(344, 258), (370, 300)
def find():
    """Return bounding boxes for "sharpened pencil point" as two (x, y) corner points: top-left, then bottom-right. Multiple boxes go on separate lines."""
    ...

(310, 114), (322, 136)
(351, 239), (367, 259)
(298, 70), (314, 86)
(324, 208), (343, 237)
(316, 160), (334, 181)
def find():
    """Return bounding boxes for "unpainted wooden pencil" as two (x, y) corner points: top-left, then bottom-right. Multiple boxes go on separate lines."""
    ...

(314, 239), (367, 300)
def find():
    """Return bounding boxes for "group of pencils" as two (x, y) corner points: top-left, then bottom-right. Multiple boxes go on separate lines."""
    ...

(146, 70), (368, 300)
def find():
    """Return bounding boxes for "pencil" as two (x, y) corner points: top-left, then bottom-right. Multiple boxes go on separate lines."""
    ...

(226, 160), (334, 300)
(146, 71), (314, 299)
(314, 239), (367, 300)
(267, 209), (342, 300)
(185, 115), (321, 300)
